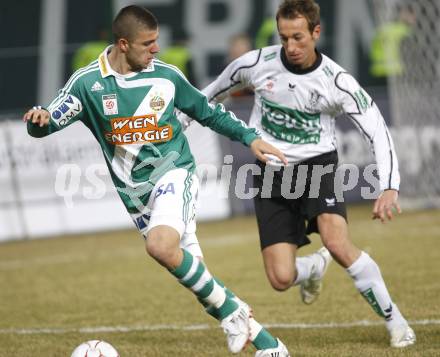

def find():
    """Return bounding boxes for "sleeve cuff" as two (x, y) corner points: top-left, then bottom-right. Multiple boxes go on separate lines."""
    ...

(27, 121), (50, 138)
(243, 132), (260, 147)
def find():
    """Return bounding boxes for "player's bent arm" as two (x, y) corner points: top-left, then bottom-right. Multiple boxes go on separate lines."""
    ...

(177, 49), (260, 129)
(175, 81), (287, 164)
(174, 71), (259, 146)
(334, 72), (400, 192)
(202, 49), (259, 103)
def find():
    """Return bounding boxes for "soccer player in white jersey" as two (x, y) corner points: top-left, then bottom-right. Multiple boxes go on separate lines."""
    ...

(180, 0), (415, 349)
(23, 5), (291, 356)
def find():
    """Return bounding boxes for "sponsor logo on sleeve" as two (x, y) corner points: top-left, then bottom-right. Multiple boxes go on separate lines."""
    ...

(51, 95), (83, 126)
(354, 89), (371, 112)
(105, 114), (173, 145)
(322, 65), (334, 77)
(264, 52), (277, 61)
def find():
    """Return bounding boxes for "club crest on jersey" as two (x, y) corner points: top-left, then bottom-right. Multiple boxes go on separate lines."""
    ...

(102, 94), (118, 115)
(263, 80), (275, 93)
(150, 95), (165, 112)
(305, 90), (322, 112)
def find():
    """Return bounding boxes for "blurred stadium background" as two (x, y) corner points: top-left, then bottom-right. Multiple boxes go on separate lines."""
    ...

(0, 0), (439, 356)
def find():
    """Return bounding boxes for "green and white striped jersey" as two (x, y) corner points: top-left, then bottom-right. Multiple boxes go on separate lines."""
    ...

(27, 46), (259, 213)
(202, 45), (400, 191)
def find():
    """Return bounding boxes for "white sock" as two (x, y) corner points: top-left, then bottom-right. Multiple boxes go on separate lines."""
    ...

(249, 318), (263, 341)
(294, 252), (325, 285)
(347, 251), (407, 330)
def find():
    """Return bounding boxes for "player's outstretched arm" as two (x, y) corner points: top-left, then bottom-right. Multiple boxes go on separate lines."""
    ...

(175, 50), (258, 131)
(250, 138), (287, 165)
(372, 189), (402, 223)
(335, 72), (400, 194)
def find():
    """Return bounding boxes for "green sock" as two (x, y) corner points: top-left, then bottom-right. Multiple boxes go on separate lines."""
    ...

(253, 328), (278, 350)
(197, 278), (279, 350)
(214, 277), (236, 299)
(198, 278), (235, 320)
(171, 250), (237, 320)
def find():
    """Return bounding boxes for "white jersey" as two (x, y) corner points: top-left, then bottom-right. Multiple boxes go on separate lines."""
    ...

(202, 45), (400, 191)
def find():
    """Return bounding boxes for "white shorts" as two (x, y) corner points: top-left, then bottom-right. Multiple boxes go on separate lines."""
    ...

(130, 168), (203, 258)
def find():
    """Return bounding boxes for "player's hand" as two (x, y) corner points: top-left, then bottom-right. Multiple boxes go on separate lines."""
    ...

(250, 138), (288, 165)
(22, 106), (50, 127)
(372, 189), (401, 223)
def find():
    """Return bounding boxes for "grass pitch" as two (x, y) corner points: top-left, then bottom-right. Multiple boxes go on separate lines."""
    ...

(0, 205), (439, 356)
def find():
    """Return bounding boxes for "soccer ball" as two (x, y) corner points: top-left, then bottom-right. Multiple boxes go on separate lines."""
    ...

(71, 340), (119, 357)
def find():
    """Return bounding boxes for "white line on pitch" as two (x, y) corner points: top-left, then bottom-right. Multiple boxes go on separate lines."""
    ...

(1, 319), (439, 335)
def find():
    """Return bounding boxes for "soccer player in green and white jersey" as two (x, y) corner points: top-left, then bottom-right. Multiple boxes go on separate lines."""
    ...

(23, 5), (290, 356)
(180, 0), (415, 349)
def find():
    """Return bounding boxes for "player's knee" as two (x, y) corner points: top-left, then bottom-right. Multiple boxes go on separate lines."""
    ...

(269, 278), (291, 292)
(318, 214), (345, 251)
(145, 227), (180, 267)
(145, 233), (166, 260)
(321, 234), (341, 252)
(317, 213), (343, 230)
(268, 269), (294, 291)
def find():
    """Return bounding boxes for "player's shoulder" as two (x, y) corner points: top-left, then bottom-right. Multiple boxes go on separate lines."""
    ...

(320, 54), (358, 86)
(319, 54), (347, 79)
(230, 45), (279, 66)
(62, 60), (101, 92)
(258, 45), (282, 64)
(72, 60), (101, 81)
(152, 58), (188, 82)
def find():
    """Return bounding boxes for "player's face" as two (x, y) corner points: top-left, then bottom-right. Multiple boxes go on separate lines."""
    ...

(278, 16), (320, 69)
(125, 28), (160, 71)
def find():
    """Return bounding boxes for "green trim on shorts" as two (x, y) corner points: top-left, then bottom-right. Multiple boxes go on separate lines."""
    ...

(182, 171), (193, 223)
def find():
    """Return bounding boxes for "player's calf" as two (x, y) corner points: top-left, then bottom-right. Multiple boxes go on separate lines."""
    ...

(170, 249), (251, 352)
(347, 251), (415, 347)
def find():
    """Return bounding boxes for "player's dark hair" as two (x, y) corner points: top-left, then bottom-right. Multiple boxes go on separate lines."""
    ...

(112, 5), (158, 42)
(276, 0), (320, 34)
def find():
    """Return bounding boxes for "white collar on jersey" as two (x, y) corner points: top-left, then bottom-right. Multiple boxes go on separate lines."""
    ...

(98, 45), (155, 79)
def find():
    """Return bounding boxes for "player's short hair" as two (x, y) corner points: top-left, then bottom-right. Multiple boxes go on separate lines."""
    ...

(112, 5), (158, 42)
(276, 0), (320, 34)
